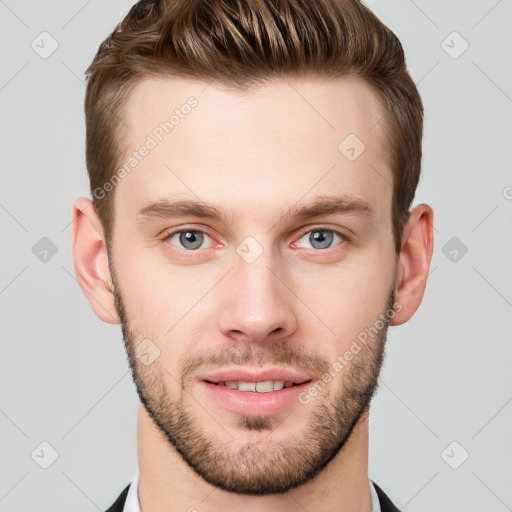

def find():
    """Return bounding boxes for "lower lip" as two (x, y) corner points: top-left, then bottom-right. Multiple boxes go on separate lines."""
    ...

(198, 380), (312, 417)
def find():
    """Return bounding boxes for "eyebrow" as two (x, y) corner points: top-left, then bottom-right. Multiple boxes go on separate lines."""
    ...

(136, 194), (375, 226)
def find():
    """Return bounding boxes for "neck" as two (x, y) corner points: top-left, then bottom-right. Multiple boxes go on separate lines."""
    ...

(137, 403), (373, 512)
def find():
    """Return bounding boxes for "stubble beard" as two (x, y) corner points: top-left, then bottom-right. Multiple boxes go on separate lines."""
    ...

(110, 263), (394, 495)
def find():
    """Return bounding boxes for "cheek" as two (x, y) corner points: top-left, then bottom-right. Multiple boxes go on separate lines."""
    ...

(112, 245), (173, 330)
(113, 244), (217, 343)
(302, 256), (394, 349)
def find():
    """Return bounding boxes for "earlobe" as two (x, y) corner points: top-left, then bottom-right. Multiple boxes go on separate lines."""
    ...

(71, 197), (120, 324)
(390, 204), (434, 326)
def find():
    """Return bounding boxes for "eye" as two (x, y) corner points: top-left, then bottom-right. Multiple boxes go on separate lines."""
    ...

(164, 229), (213, 251)
(294, 228), (346, 250)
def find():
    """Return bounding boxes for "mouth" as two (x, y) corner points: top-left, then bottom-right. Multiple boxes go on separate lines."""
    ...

(204, 379), (311, 392)
(197, 371), (314, 417)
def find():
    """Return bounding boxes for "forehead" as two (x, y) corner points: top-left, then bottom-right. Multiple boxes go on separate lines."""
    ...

(122, 74), (389, 150)
(115, 74), (393, 224)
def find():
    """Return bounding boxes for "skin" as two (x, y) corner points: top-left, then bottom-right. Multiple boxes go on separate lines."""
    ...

(72, 75), (434, 512)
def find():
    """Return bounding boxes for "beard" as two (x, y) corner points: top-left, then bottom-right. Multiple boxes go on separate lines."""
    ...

(110, 261), (394, 496)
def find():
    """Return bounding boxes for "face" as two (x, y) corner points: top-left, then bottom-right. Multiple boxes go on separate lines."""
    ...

(108, 75), (399, 495)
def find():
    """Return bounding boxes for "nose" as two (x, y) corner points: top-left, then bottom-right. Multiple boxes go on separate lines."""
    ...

(218, 250), (297, 344)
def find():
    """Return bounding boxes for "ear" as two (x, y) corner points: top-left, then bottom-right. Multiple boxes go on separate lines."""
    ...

(390, 203), (434, 326)
(71, 197), (120, 324)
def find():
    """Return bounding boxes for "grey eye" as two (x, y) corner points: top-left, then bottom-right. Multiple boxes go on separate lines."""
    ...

(169, 230), (210, 250)
(298, 229), (343, 250)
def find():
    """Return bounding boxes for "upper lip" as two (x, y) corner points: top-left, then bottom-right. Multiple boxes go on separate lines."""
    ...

(199, 367), (313, 385)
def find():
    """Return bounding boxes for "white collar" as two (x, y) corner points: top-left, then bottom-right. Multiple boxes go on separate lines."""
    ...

(122, 468), (140, 512)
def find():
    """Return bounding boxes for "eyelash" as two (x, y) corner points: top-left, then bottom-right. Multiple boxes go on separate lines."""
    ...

(161, 226), (349, 252)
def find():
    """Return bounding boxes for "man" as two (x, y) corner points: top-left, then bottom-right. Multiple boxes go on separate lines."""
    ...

(71, 0), (434, 510)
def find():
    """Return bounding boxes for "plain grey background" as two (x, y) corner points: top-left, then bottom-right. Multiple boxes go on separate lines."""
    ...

(1, 1), (511, 511)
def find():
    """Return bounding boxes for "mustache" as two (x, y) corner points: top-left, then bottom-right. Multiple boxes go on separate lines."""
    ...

(180, 341), (332, 382)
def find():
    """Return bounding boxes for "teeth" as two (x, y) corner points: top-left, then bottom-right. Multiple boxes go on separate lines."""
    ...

(238, 382), (256, 392)
(256, 381), (274, 392)
(219, 380), (297, 392)
(273, 381), (285, 390)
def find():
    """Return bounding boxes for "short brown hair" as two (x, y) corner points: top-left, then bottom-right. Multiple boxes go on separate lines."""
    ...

(84, 0), (423, 254)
